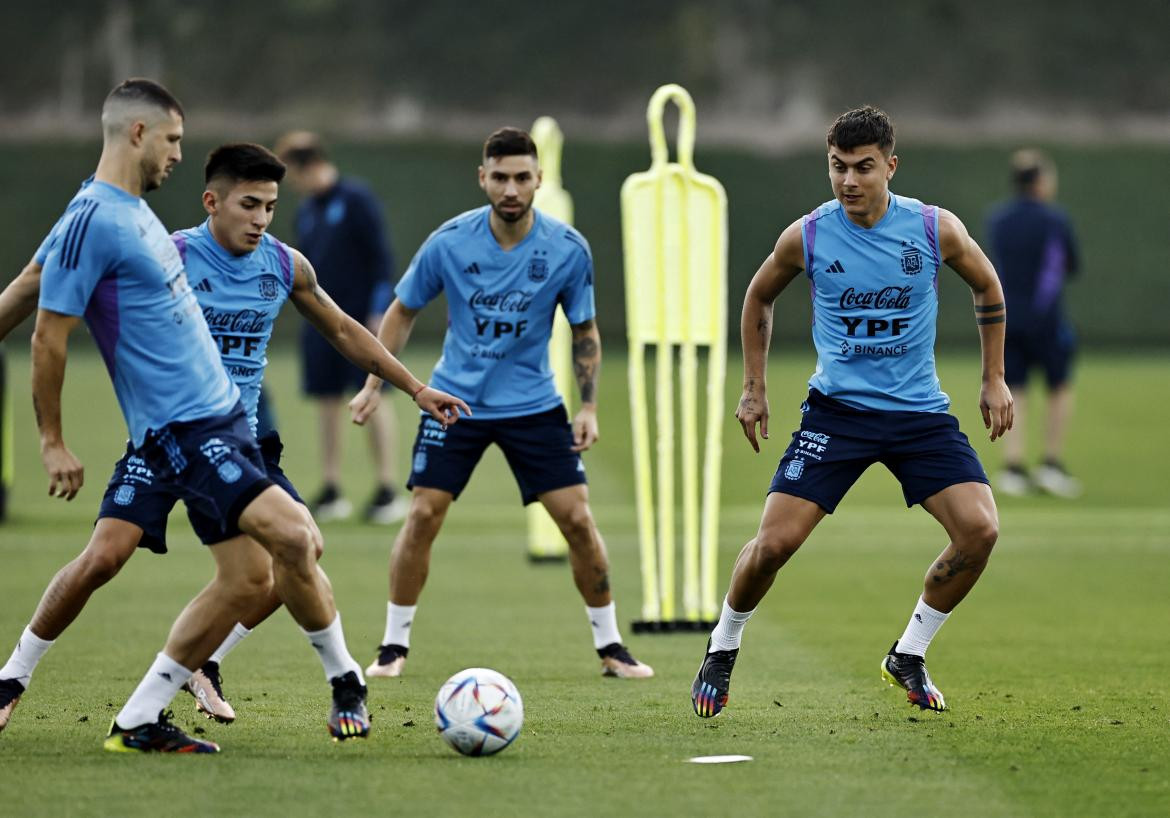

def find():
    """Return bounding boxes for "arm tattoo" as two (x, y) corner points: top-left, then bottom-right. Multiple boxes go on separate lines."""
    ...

(974, 302), (1005, 313)
(572, 320), (599, 404)
(297, 253), (330, 308)
(975, 315), (1006, 325)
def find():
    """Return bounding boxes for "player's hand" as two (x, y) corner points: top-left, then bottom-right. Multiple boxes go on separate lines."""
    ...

(980, 376), (1014, 441)
(348, 383), (382, 425)
(415, 387), (472, 426)
(571, 404), (599, 452)
(41, 442), (84, 501)
(736, 387), (769, 453)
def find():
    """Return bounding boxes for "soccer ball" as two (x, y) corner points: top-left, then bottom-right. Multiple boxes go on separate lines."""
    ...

(434, 667), (524, 756)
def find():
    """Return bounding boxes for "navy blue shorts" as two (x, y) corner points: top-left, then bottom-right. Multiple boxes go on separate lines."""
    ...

(1004, 323), (1076, 388)
(406, 405), (587, 505)
(769, 391), (989, 513)
(98, 413), (300, 552)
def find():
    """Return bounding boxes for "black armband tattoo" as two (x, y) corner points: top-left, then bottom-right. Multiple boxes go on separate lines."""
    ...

(974, 302), (1005, 313)
(975, 315), (1006, 325)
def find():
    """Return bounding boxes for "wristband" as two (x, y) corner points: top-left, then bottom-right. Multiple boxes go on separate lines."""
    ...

(411, 384), (428, 400)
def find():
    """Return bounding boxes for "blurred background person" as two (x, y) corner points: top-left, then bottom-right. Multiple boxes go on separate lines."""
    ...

(987, 150), (1081, 498)
(276, 132), (406, 522)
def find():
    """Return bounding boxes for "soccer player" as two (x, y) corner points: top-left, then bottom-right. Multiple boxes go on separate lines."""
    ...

(275, 132), (404, 523)
(348, 127), (653, 680)
(690, 106), (1012, 718)
(0, 140), (470, 737)
(987, 150), (1082, 498)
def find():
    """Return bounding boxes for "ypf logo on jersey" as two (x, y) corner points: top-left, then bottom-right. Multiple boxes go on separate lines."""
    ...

(258, 275), (280, 300)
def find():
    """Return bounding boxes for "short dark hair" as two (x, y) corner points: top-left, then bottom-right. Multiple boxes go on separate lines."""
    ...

(1011, 149), (1052, 192)
(105, 78), (185, 120)
(275, 131), (327, 167)
(826, 105), (895, 155)
(483, 127), (537, 161)
(204, 143), (286, 186)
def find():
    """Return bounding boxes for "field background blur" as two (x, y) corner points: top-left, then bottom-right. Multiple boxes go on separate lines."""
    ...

(1, 2), (1167, 816)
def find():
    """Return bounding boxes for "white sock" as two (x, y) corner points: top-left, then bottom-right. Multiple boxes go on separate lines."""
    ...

(0, 627), (55, 687)
(709, 597), (755, 652)
(115, 653), (191, 729)
(586, 602), (622, 650)
(209, 623), (252, 665)
(304, 613), (364, 684)
(382, 603), (417, 648)
(896, 597), (950, 657)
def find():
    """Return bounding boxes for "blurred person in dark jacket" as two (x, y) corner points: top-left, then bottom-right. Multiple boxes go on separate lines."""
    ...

(987, 150), (1081, 498)
(276, 132), (406, 523)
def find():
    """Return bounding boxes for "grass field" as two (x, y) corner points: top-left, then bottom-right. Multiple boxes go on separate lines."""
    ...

(0, 345), (1167, 817)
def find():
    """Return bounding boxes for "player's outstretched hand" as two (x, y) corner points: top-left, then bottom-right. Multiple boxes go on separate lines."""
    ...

(42, 442), (84, 501)
(980, 377), (1014, 441)
(571, 405), (599, 452)
(735, 387), (769, 453)
(348, 383), (382, 426)
(415, 387), (472, 427)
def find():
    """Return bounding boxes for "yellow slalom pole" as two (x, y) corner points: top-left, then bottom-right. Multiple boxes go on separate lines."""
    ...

(622, 84), (726, 631)
(527, 117), (573, 561)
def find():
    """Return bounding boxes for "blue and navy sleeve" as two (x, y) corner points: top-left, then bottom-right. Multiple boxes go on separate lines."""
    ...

(38, 203), (115, 316)
(558, 238), (596, 325)
(394, 236), (444, 310)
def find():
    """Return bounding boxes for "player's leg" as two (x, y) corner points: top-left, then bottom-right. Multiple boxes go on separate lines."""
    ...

(362, 401), (408, 524)
(997, 332), (1033, 496)
(882, 420), (997, 712)
(366, 487), (454, 677)
(0, 518), (142, 732)
(538, 484), (653, 679)
(692, 492), (825, 717)
(1033, 325), (1081, 497)
(311, 395), (351, 519)
(368, 414), (486, 677)
(105, 534), (271, 754)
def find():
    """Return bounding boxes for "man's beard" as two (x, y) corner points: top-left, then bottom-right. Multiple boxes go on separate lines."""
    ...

(492, 200), (530, 223)
(141, 158), (164, 193)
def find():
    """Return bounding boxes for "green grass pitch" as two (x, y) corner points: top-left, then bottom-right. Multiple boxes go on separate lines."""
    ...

(0, 345), (1167, 817)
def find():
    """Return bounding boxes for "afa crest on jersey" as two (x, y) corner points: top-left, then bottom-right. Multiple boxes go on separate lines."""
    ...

(901, 244), (922, 275)
(527, 257), (549, 282)
(258, 275), (280, 300)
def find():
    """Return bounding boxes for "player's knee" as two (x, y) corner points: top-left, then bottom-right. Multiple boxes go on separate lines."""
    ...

(753, 528), (805, 570)
(75, 541), (131, 587)
(558, 505), (596, 547)
(964, 514), (999, 557)
(263, 518), (319, 570)
(407, 495), (447, 535)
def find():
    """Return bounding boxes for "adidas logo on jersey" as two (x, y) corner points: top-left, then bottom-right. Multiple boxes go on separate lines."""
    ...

(463, 262), (481, 275)
(193, 278), (214, 292)
(825, 260), (846, 274)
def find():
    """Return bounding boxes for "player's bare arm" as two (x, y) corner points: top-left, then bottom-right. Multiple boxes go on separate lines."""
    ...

(290, 250), (470, 425)
(738, 219), (805, 453)
(938, 208), (1013, 441)
(0, 259), (43, 341)
(30, 308), (85, 500)
(570, 318), (601, 452)
(349, 299), (424, 425)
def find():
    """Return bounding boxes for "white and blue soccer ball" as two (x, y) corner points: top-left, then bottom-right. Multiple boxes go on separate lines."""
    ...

(434, 667), (523, 756)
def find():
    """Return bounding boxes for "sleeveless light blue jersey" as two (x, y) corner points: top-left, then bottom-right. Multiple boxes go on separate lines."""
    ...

(801, 193), (950, 412)
(396, 205), (595, 418)
(172, 220), (295, 436)
(36, 180), (239, 446)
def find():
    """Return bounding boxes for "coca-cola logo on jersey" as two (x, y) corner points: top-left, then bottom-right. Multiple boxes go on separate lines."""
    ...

(202, 307), (268, 333)
(838, 286), (913, 310)
(468, 289), (534, 312)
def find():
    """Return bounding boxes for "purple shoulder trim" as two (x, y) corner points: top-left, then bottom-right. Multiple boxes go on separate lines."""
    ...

(277, 243), (293, 289)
